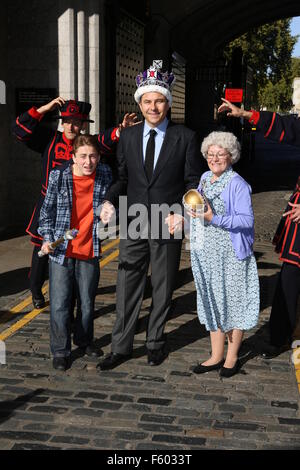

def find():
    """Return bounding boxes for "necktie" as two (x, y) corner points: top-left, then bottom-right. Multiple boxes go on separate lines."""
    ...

(144, 129), (157, 181)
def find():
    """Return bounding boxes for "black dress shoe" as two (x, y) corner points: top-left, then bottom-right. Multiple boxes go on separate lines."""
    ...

(147, 348), (167, 366)
(97, 352), (131, 371)
(32, 294), (45, 309)
(80, 344), (101, 358)
(192, 359), (224, 374)
(260, 344), (289, 359)
(219, 359), (241, 378)
(52, 357), (69, 371)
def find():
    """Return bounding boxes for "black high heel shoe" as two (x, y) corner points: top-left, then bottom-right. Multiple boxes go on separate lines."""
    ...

(219, 359), (241, 378)
(192, 359), (224, 374)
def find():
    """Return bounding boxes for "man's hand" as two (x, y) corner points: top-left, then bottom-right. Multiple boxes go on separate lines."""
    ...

(217, 98), (252, 120)
(121, 113), (141, 128)
(283, 202), (300, 223)
(116, 113), (142, 138)
(37, 97), (66, 115)
(41, 241), (54, 255)
(165, 214), (184, 235)
(100, 201), (115, 225)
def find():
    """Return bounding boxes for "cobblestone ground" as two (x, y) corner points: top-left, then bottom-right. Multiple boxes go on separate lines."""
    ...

(0, 137), (300, 450)
(0, 235), (300, 451)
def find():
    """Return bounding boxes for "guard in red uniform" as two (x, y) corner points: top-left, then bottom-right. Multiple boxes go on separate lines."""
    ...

(12, 96), (136, 309)
(218, 98), (300, 358)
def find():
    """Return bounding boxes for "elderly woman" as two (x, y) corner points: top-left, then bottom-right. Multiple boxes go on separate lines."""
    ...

(190, 131), (260, 378)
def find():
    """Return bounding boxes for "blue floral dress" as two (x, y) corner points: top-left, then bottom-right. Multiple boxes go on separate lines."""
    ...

(190, 168), (260, 332)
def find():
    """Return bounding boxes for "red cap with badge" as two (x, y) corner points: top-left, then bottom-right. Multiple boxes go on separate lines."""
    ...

(53, 100), (94, 122)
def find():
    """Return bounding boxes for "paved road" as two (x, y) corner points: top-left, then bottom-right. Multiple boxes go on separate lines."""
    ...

(0, 135), (300, 450)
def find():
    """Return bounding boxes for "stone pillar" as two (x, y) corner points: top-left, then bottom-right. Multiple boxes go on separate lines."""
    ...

(77, 10), (86, 102)
(88, 13), (100, 134)
(0, 81), (6, 104)
(58, 7), (75, 99)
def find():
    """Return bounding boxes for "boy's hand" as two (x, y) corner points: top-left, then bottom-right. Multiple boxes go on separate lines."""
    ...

(100, 201), (115, 224)
(41, 241), (54, 255)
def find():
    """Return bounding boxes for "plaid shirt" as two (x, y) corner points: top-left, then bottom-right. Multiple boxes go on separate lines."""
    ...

(38, 162), (112, 265)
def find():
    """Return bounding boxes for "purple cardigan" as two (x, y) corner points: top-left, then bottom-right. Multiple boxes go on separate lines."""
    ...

(199, 171), (255, 260)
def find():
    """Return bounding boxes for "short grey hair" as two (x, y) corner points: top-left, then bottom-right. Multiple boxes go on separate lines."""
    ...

(201, 131), (241, 164)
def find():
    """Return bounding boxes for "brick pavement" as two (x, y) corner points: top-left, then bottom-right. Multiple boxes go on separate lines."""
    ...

(0, 230), (300, 450)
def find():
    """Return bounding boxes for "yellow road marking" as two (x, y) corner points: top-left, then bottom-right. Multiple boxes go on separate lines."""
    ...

(10, 285), (48, 314)
(0, 247), (120, 341)
(292, 345), (300, 394)
(0, 303), (49, 341)
(3, 239), (119, 317)
(100, 249), (119, 267)
(0, 285), (49, 325)
(101, 238), (120, 253)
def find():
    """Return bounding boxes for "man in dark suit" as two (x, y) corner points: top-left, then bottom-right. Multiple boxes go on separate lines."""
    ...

(98, 61), (203, 369)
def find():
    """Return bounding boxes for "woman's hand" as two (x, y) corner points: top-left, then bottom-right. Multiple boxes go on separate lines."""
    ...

(188, 201), (213, 222)
(203, 203), (213, 222)
(283, 202), (300, 223)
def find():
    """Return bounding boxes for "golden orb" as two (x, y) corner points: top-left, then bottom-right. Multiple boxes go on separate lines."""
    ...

(183, 189), (204, 210)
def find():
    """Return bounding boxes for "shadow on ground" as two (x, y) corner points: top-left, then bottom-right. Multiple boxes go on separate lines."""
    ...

(0, 389), (46, 425)
(0, 268), (31, 297)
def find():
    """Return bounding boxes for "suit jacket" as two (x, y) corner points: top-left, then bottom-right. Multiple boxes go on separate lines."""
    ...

(105, 120), (203, 241)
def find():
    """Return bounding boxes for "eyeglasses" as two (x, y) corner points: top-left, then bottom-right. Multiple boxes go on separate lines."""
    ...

(206, 152), (229, 161)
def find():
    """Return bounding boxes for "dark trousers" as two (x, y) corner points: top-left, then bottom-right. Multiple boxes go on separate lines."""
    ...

(111, 238), (182, 355)
(29, 245), (48, 296)
(30, 245), (76, 321)
(49, 258), (100, 357)
(269, 262), (300, 347)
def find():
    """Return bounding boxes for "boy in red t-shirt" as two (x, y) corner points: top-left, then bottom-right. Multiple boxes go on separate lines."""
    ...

(38, 135), (112, 370)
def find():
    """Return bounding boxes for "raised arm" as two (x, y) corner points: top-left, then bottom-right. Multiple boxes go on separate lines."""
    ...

(11, 97), (65, 153)
(218, 98), (300, 146)
(96, 113), (139, 156)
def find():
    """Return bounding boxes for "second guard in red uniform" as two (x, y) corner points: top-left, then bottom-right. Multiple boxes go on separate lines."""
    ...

(218, 98), (300, 358)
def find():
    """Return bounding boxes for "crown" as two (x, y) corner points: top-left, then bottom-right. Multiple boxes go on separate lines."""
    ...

(134, 60), (176, 105)
(135, 60), (175, 90)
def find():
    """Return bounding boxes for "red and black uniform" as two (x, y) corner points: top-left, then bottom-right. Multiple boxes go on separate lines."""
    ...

(12, 107), (119, 246)
(249, 110), (300, 346)
(273, 177), (300, 268)
(249, 110), (300, 147)
(12, 106), (118, 298)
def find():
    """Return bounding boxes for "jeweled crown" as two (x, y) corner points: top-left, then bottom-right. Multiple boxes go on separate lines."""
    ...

(135, 60), (175, 91)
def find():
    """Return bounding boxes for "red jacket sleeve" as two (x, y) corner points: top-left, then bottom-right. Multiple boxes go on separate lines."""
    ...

(254, 111), (300, 146)
(12, 107), (55, 153)
(95, 127), (119, 155)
